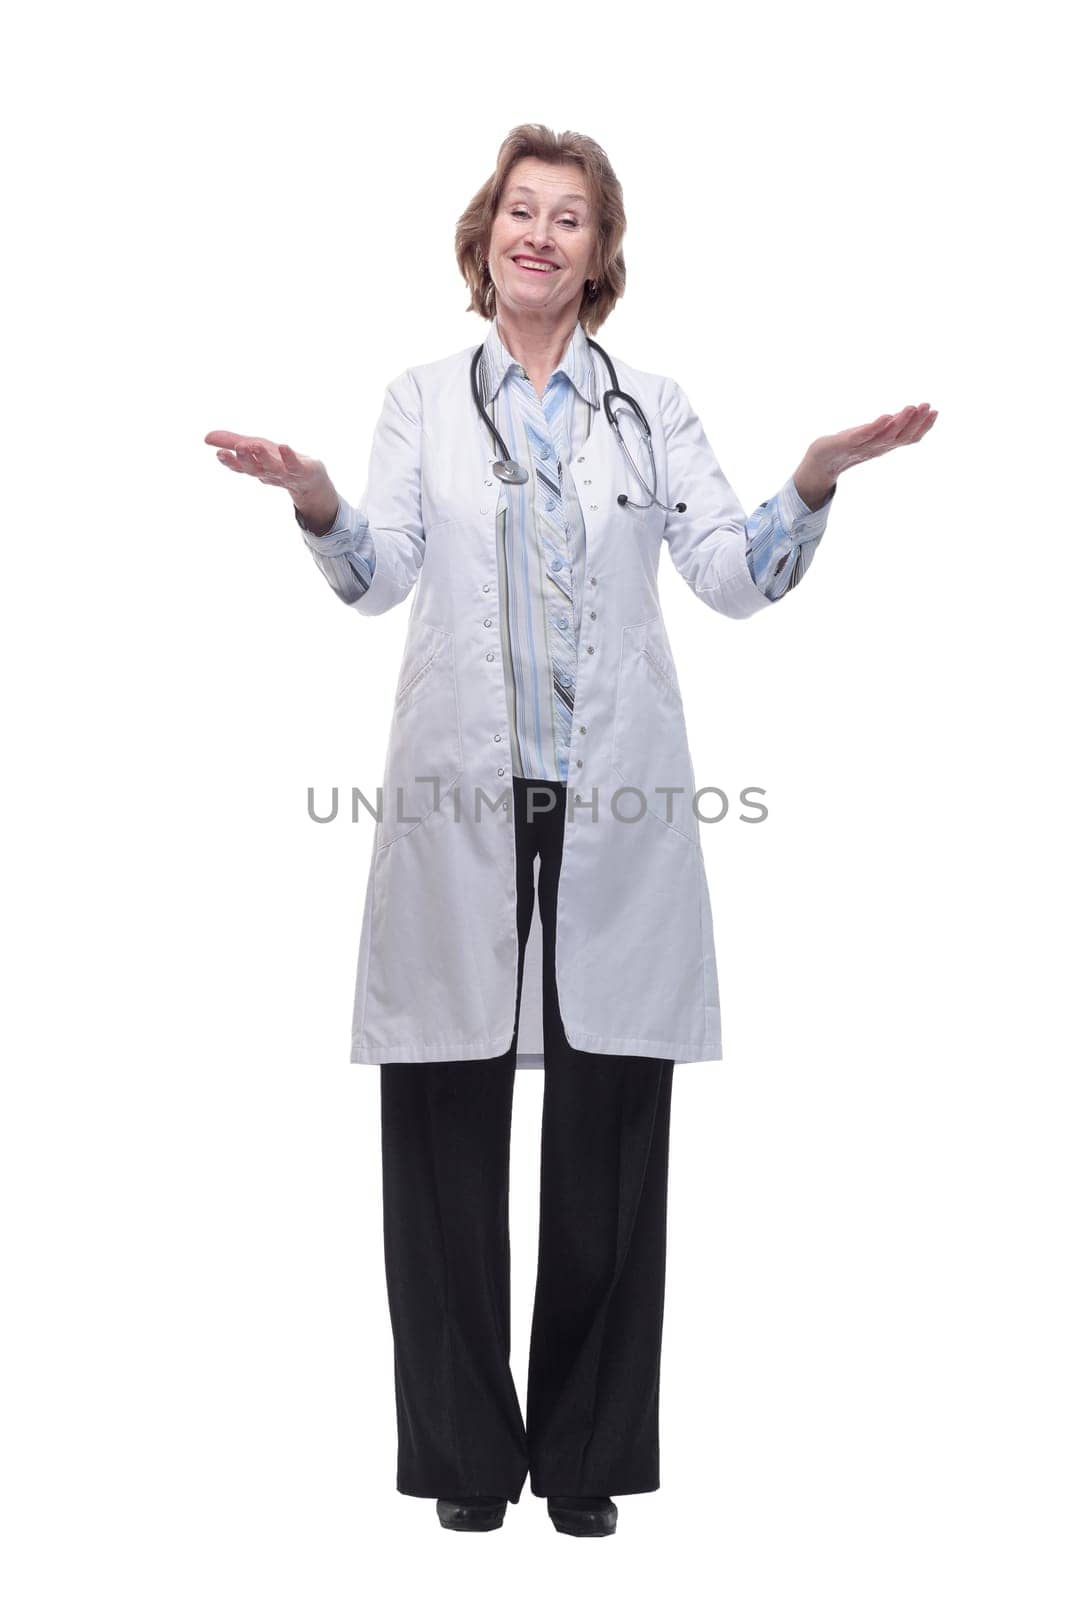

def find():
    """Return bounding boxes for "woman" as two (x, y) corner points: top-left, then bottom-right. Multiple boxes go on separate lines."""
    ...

(206, 124), (936, 1537)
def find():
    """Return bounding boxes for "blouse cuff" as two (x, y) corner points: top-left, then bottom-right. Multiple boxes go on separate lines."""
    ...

(778, 473), (837, 537)
(294, 493), (372, 555)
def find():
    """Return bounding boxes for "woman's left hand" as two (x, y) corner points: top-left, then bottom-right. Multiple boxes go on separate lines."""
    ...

(795, 402), (938, 509)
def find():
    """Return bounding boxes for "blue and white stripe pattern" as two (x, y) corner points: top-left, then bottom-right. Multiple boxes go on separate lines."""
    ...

(297, 317), (835, 781)
(477, 316), (595, 784)
(745, 473), (836, 599)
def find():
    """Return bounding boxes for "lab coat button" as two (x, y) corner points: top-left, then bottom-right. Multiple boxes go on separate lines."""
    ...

(583, 479), (592, 486)
(590, 576), (597, 586)
(589, 610), (597, 620)
(577, 456), (585, 463)
(498, 767), (505, 776)
(484, 617), (493, 627)
(579, 725), (587, 735)
(486, 651), (494, 661)
(586, 645), (595, 654)
(575, 758), (583, 768)
(494, 733), (502, 742)
(590, 504), (598, 511)
(482, 583), (491, 593)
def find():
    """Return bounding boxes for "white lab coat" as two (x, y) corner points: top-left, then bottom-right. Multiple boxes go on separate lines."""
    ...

(331, 340), (775, 1066)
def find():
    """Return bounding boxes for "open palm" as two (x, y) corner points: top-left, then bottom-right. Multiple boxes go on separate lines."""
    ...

(809, 402), (938, 481)
(203, 431), (326, 496)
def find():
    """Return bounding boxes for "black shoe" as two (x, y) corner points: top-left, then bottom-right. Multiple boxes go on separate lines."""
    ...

(436, 1495), (508, 1532)
(546, 1495), (618, 1537)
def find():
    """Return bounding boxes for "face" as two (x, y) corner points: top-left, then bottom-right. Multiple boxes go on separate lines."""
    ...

(486, 157), (598, 322)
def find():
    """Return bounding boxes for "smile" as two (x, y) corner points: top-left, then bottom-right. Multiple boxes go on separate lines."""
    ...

(512, 257), (560, 273)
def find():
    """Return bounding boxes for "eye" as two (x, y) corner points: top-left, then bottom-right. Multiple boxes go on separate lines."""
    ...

(509, 207), (581, 228)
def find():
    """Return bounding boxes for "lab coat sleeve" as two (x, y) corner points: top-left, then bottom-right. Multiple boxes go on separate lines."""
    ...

(297, 369), (425, 616)
(661, 377), (826, 619)
(744, 475), (836, 600)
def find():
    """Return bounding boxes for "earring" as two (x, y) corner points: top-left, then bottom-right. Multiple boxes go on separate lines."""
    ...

(587, 278), (600, 297)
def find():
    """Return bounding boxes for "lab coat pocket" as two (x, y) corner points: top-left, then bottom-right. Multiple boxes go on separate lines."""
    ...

(377, 621), (463, 849)
(611, 619), (697, 840)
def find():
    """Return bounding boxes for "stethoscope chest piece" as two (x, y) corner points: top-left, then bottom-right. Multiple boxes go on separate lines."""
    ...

(493, 459), (529, 485)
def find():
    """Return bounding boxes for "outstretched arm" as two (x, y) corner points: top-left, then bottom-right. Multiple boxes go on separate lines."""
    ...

(205, 368), (426, 617)
(662, 379), (937, 616)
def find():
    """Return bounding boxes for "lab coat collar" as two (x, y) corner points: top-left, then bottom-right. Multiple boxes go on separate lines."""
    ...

(479, 314), (600, 409)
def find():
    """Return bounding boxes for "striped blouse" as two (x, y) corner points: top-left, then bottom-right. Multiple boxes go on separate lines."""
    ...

(297, 317), (836, 783)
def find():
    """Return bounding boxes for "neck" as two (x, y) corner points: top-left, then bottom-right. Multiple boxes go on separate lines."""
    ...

(494, 305), (580, 389)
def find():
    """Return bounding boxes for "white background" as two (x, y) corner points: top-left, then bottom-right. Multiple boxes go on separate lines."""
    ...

(3, 0), (1064, 1593)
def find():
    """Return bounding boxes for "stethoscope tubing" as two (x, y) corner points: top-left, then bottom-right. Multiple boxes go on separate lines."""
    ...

(469, 339), (685, 514)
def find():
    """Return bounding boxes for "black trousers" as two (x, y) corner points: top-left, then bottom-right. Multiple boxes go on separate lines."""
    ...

(379, 776), (675, 1502)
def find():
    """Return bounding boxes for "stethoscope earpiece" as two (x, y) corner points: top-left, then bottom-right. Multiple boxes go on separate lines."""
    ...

(471, 340), (686, 516)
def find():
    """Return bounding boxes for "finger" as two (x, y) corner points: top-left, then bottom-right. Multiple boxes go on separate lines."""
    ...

(858, 412), (903, 436)
(893, 405), (933, 445)
(235, 441), (277, 479)
(205, 430), (263, 450)
(860, 406), (935, 460)
(905, 409), (938, 443)
(876, 406), (922, 446)
(841, 415), (899, 448)
(215, 449), (246, 473)
(277, 442), (310, 483)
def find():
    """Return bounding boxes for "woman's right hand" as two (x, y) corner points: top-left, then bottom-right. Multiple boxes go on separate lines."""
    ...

(204, 430), (340, 535)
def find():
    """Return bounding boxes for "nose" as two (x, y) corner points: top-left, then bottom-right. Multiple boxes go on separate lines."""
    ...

(524, 225), (555, 256)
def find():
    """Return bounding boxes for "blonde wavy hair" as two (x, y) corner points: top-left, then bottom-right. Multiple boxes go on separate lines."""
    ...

(455, 123), (626, 337)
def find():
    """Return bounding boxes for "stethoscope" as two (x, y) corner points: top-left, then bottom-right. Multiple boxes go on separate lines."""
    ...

(469, 340), (687, 514)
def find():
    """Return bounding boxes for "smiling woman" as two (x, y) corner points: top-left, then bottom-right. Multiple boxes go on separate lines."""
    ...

(455, 123), (627, 361)
(205, 117), (935, 1537)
